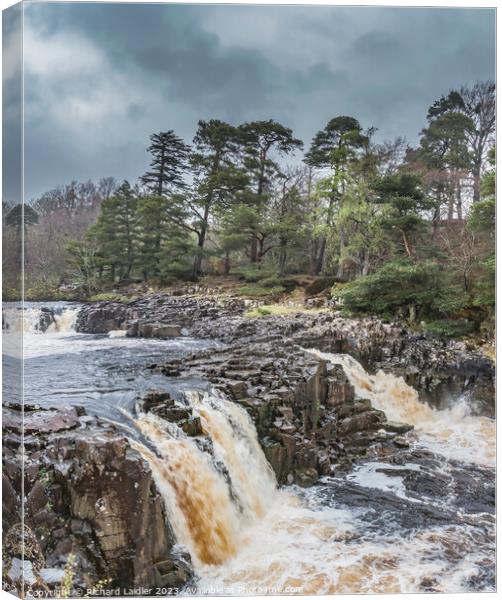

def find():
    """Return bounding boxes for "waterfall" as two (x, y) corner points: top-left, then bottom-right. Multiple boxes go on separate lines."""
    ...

(2, 305), (78, 335)
(47, 308), (79, 333)
(131, 378), (493, 594)
(132, 389), (278, 567)
(307, 349), (495, 467)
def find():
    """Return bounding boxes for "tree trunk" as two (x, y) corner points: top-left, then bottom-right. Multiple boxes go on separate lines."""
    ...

(315, 237), (327, 275)
(472, 155), (482, 203)
(401, 230), (413, 257)
(278, 239), (287, 275)
(456, 182), (463, 220)
(223, 251), (230, 276)
(361, 248), (370, 277)
(250, 157), (266, 263)
(447, 192), (454, 220)
(250, 237), (258, 263)
(336, 231), (347, 279)
(158, 148), (165, 197)
(192, 200), (211, 278)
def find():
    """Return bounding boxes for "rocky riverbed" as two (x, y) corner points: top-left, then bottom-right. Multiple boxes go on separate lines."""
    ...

(76, 292), (494, 407)
(2, 294), (496, 595)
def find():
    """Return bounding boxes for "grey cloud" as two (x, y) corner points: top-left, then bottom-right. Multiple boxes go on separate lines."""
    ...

(20, 3), (495, 201)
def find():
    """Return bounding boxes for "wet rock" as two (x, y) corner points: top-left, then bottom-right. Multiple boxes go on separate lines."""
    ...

(295, 467), (319, 487)
(393, 436), (410, 448)
(153, 339), (408, 485)
(384, 421), (414, 434)
(77, 293), (494, 405)
(151, 324), (182, 338)
(37, 308), (56, 333)
(65, 430), (193, 589)
(26, 481), (48, 516)
(76, 303), (127, 334)
(3, 413), (194, 594)
(181, 416), (203, 437)
(3, 406), (80, 435)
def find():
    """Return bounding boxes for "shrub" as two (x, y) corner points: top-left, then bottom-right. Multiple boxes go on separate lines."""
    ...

(423, 319), (475, 339)
(305, 276), (337, 297)
(236, 284), (286, 298)
(259, 275), (284, 288)
(337, 259), (466, 322)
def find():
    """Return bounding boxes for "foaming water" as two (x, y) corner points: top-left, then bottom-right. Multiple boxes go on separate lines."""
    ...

(9, 303), (494, 593)
(132, 386), (494, 594)
(133, 389), (278, 566)
(133, 419), (240, 565)
(307, 349), (495, 467)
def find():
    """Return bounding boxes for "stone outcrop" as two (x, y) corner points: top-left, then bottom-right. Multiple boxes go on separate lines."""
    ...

(2, 401), (193, 596)
(77, 293), (494, 406)
(75, 294), (246, 336)
(152, 341), (412, 485)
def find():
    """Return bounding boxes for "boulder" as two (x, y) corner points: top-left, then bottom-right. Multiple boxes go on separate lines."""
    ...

(151, 324), (182, 338)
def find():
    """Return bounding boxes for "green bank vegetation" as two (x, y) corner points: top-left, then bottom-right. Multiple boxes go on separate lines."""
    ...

(3, 82), (494, 337)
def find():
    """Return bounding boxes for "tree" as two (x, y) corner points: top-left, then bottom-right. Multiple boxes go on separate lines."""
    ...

(90, 181), (139, 281)
(466, 147), (495, 319)
(141, 131), (191, 197)
(426, 81), (495, 203)
(417, 111), (474, 221)
(305, 116), (369, 275)
(372, 173), (433, 258)
(239, 119), (303, 262)
(136, 196), (194, 281)
(5, 204), (38, 233)
(66, 237), (101, 293)
(190, 120), (246, 277)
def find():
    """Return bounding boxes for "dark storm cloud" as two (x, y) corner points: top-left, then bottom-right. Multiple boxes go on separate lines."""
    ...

(22, 3), (495, 201)
(3, 3), (22, 205)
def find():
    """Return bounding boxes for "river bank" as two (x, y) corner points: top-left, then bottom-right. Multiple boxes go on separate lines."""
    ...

(2, 294), (496, 595)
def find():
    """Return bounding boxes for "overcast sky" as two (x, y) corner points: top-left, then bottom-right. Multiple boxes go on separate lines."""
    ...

(13, 2), (497, 201)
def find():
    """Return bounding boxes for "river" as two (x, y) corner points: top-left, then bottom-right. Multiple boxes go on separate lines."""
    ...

(3, 302), (496, 594)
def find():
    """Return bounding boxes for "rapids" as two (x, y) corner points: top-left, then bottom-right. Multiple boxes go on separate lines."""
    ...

(307, 349), (496, 468)
(3, 303), (496, 594)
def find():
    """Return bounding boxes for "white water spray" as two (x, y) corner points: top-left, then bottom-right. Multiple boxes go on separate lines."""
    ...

(307, 349), (495, 467)
(132, 376), (494, 594)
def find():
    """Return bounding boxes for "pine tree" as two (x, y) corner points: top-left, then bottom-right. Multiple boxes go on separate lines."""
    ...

(141, 131), (191, 196)
(238, 119), (303, 262)
(90, 181), (139, 281)
(190, 119), (246, 277)
(305, 116), (370, 275)
(136, 196), (194, 281)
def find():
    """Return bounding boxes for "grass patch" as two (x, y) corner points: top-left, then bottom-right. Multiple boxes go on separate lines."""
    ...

(423, 319), (475, 339)
(88, 292), (138, 303)
(244, 303), (329, 318)
(234, 284), (286, 298)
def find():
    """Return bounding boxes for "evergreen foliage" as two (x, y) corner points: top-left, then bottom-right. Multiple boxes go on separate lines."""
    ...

(17, 80), (494, 338)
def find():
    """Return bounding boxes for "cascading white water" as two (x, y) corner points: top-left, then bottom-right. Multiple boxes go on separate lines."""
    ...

(2, 305), (79, 358)
(2, 305), (79, 335)
(131, 364), (494, 595)
(132, 389), (278, 567)
(307, 349), (495, 467)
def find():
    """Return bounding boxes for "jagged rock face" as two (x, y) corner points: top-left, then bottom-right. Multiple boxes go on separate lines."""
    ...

(76, 304), (128, 333)
(76, 295), (494, 406)
(2, 402), (193, 595)
(75, 295), (246, 336)
(152, 341), (412, 485)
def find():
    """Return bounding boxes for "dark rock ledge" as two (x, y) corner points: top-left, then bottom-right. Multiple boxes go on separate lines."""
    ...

(2, 401), (192, 596)
(76, 293), (494, 406)
(152, 340), (412, 486)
